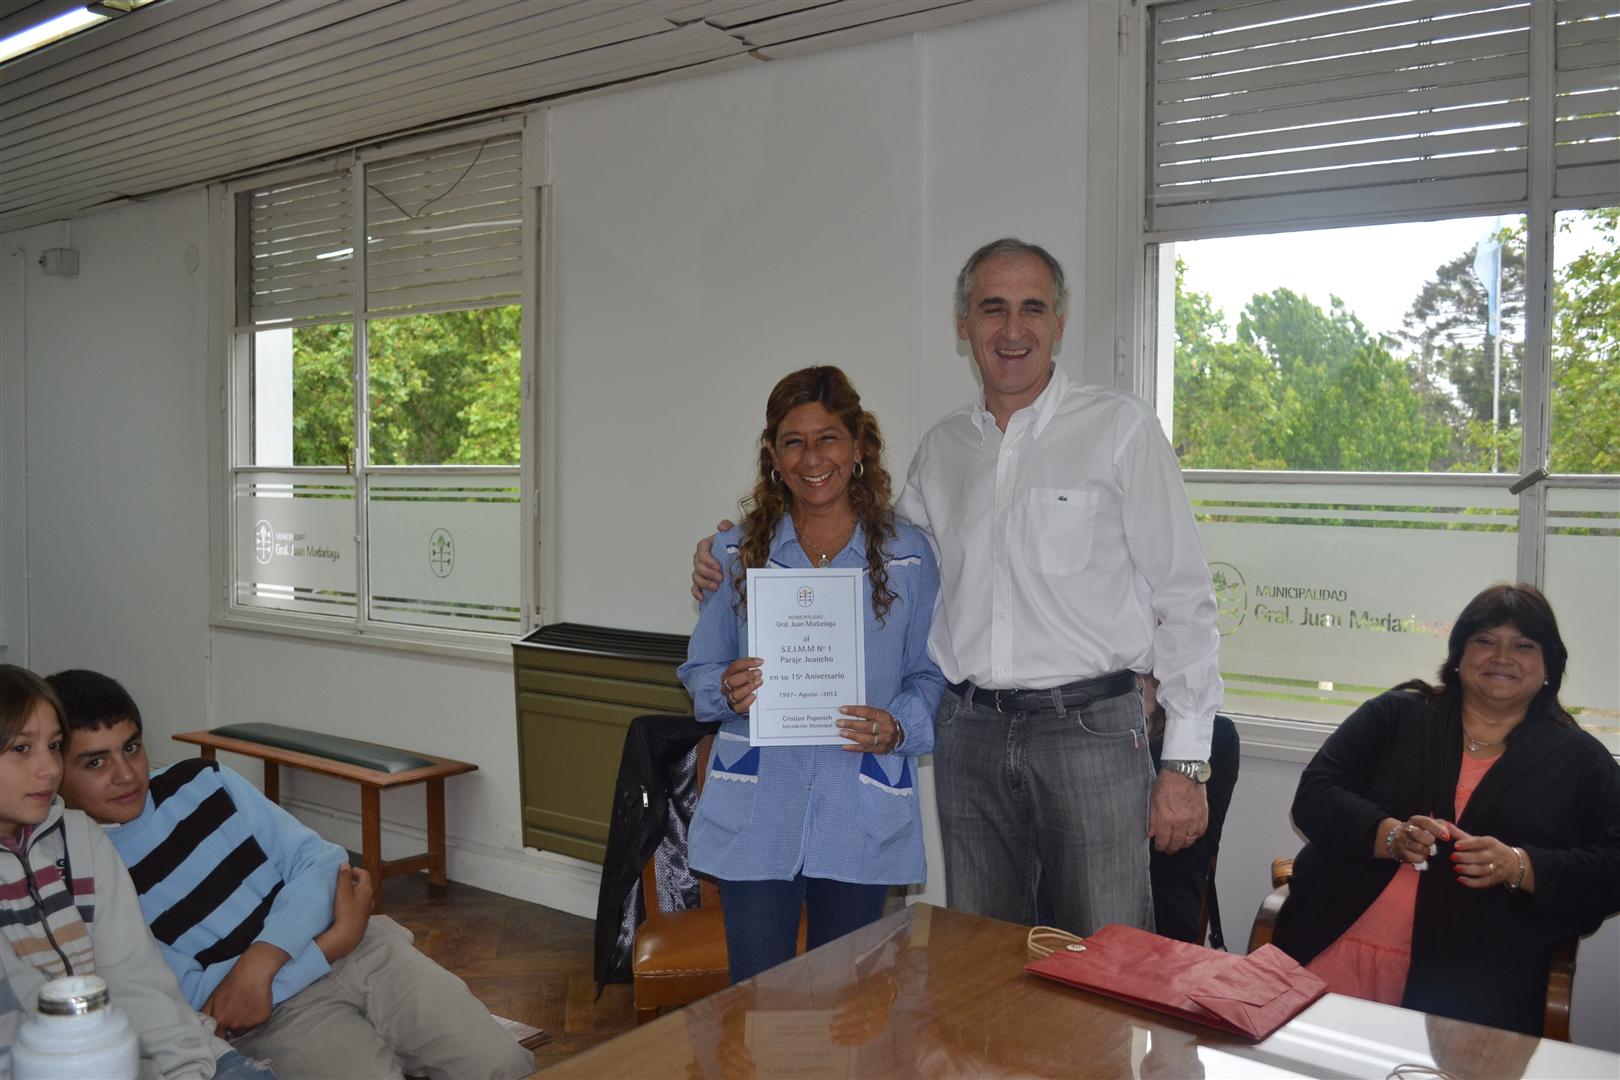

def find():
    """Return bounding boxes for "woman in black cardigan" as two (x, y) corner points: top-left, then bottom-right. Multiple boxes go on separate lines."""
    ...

(1273, 583), (1620, 1035)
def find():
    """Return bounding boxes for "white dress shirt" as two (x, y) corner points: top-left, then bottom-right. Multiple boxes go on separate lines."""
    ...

(896, 366), (1221, 761)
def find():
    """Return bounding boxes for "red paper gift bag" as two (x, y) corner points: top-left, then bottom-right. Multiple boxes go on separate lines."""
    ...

(1025, 923), (1329, 1041)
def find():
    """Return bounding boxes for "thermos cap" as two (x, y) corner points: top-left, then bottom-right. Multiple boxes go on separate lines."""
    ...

(36, 975), (110, 1016)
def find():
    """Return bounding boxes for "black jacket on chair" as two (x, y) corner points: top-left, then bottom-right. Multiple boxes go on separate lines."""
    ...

(593, 715), (720, 993)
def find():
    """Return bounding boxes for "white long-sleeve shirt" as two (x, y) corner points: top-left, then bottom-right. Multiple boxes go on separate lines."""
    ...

(896, 365), (1222, 761)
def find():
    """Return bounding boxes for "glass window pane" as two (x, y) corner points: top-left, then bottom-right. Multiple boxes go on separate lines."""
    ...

(1550, 207), (1619, 476)
(366, 305), (521, 466)
(251, 324), (355, 468)
(1166, 216), (1527, 474)
(1190, 477), (1520, 724)
(1542, 483), (1620, 753)
(366, 473), (523, 633)
(234, 471), (357, 619)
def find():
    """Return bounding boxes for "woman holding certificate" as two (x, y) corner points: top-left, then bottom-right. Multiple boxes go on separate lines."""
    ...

(678, 365), (946, 984)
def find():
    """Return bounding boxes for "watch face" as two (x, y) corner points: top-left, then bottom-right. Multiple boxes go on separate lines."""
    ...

(1168, 760), (1211, 783)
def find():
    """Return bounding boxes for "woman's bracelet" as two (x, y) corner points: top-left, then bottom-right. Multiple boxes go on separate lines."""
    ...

(1505, 846), (1527, 891)
(1385, 822), (1402, 860)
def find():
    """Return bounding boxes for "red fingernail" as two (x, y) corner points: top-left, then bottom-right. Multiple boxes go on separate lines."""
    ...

(1450, 853), (1460, 861)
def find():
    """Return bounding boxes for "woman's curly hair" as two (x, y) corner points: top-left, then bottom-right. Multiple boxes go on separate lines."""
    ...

(733, 366), (898, 622)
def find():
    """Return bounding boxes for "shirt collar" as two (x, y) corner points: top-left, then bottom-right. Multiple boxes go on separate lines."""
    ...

(969, 363), (1070, 440)
(769, 514), (868, 566)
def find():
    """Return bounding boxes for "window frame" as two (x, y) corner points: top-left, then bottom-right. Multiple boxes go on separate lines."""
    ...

(210, 114), (548, 659)
(1109, 0), (1620, 758)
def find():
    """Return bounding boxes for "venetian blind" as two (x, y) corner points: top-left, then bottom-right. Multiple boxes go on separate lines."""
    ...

(363, 134), (524, 315)
(1554, 0), (1620, 199)
(1148, 0), (1535, 235)
(241, 170), (355, 328)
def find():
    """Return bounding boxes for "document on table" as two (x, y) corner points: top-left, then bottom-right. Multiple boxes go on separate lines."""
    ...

(746, 567), (865, 747)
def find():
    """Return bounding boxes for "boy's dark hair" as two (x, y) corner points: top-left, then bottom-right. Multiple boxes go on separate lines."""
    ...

(45, 669), (143, 737)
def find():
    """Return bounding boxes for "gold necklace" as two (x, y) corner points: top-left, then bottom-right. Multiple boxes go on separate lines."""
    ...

(1463, 729), (1506, 753)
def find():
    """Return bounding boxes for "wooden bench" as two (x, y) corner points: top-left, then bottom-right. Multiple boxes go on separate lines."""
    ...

(172, 723), (477, 904)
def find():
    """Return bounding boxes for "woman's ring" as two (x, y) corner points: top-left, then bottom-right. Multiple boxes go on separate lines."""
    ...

(870, 720), (878, 736)
(1489, 861), (1496, 873)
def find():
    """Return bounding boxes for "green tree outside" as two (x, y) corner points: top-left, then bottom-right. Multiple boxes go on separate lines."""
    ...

(1173, 265), (1447, 471)
(288, 305), (521, 467)
(1172, 209), (1617, 475)
(1550, 208), (1620, 474)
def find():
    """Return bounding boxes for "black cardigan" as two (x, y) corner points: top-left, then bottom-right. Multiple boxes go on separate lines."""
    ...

(1272, 690), (1620, 1035)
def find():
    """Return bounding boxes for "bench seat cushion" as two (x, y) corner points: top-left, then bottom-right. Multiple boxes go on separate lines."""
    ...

(209, 722), (434, 774)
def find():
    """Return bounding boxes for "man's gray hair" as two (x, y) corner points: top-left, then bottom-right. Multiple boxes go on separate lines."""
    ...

(952, 238), (1069, 320)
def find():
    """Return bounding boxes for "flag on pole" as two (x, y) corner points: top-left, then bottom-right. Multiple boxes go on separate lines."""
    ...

(1472, 222), (1502, 339)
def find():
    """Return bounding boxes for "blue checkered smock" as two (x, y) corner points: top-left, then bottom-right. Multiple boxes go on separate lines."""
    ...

(679, 517), (945, 886)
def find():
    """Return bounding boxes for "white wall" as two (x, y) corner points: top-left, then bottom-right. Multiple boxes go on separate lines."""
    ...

(0, 202), (212, 743)
(547, 1), (1090, 635)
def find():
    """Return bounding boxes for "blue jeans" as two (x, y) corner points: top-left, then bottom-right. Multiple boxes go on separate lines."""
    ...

(717, 874), (888, 983)
(934, 685), (1154, 935)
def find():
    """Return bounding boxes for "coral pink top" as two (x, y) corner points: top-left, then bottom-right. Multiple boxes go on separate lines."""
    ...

(1306, 752), (1499, 1005)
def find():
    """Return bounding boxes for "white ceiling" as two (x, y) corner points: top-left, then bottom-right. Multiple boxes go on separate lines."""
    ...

(0, 0), (1042, 233)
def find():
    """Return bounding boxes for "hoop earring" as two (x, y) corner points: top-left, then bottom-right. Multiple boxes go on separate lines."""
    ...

(770, 469), (781, 484)
(853, 461), (865, 479)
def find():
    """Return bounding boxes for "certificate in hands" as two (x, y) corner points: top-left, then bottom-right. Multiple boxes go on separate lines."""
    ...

(746, 567), (866, 747)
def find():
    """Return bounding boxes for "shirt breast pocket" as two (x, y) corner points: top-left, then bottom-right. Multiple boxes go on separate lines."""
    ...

(1022, 488), (1099, 576)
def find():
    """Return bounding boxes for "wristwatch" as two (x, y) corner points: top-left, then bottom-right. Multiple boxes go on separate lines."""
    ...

(1160, 759), (1212, 785)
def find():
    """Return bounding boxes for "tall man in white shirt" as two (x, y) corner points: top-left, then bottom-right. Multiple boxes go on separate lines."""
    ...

(903, 238), (1220, 933)
(694, 238), (1220, 934)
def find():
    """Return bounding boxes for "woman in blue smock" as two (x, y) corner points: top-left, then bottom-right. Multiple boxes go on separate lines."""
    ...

(678, 365), (945, 984)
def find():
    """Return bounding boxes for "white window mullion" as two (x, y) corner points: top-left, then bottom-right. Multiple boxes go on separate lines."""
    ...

(352, 157), (373, 634)
(1518, 0), (1559, 586)
(520, 114), (545, 632)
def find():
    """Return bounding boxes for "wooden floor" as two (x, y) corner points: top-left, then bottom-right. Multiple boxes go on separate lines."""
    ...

(380, 872), (637, 1073)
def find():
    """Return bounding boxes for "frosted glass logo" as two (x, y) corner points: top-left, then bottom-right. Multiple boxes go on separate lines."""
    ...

(1209, 562), (1246, 636)
(254, 520), (275, 565)
(429, 528), (455, 578)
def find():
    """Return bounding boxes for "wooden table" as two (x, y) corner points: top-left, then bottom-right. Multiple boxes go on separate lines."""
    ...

(543, 903), (1619, 1079)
